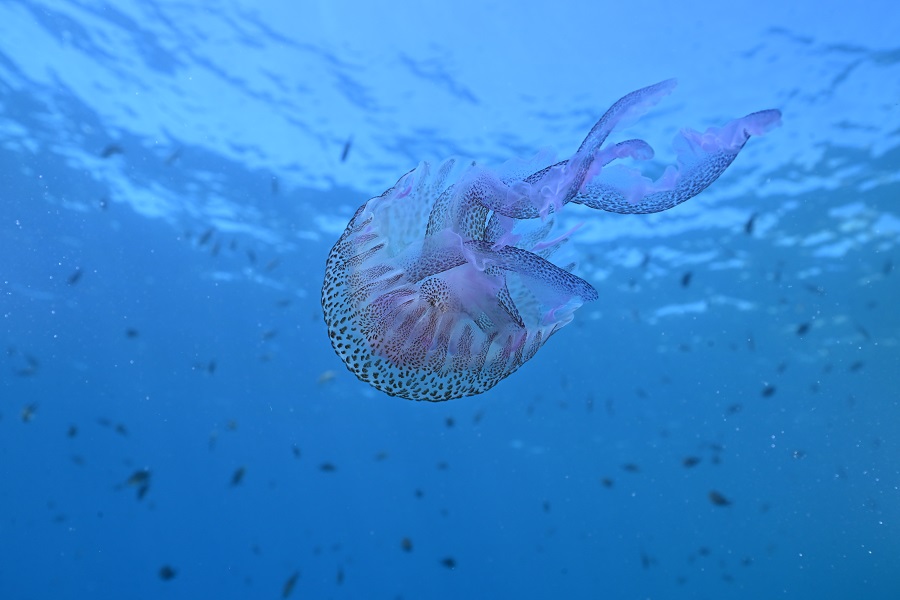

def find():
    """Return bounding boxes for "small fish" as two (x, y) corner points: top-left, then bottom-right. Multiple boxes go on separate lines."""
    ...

(230, 466), (246, 486)
(21, 403), (38, 422)
(400, 537), (413, 552)
(708, 490), (732, 506)
(291, 444), (301, 459)
(336, 566), (344, 585)
(319, 462), (337, 473)
(194, 359), (218, 375)
(126, 469), (151, 487)
(164, 147), (183, 165)
(600, 477), (614, 488)
(100, 143), (124, 158)
(682, 456), (701, 468)
(125, 328), (140, 338)
(264, 258), (281, 272)
(440, 556), (457, 569)
(621, 463), (641, 473)
(681, 271), (693, 288)
(67, 268), (83, 285)
(158, 565), (177, 581)
(744, 212), (757, 235)
(796, 322), (811, 336)
(198, 227), (215, 246)
(282, 570), (300, 598)
(340, 136), (353, 162)
(67, 425), (78, 438)
(761, 383), (776, 397)
(121, 468), (152, 500)
(804, 283), (825, 296)
(444, 417), (455, 428)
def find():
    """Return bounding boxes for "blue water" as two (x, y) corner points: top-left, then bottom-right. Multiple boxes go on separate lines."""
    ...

(2, 1), (898, 598)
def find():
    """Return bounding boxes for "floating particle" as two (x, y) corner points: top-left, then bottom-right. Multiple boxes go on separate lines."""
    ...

(317, 370), (337, 385)
(708, 490), (732, 506)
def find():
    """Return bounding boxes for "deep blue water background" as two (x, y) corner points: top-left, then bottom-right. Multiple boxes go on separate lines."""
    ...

(1, 1), (898, 598)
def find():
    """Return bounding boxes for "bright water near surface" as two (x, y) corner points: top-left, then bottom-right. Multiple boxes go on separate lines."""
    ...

(1, 1), (898, 599)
